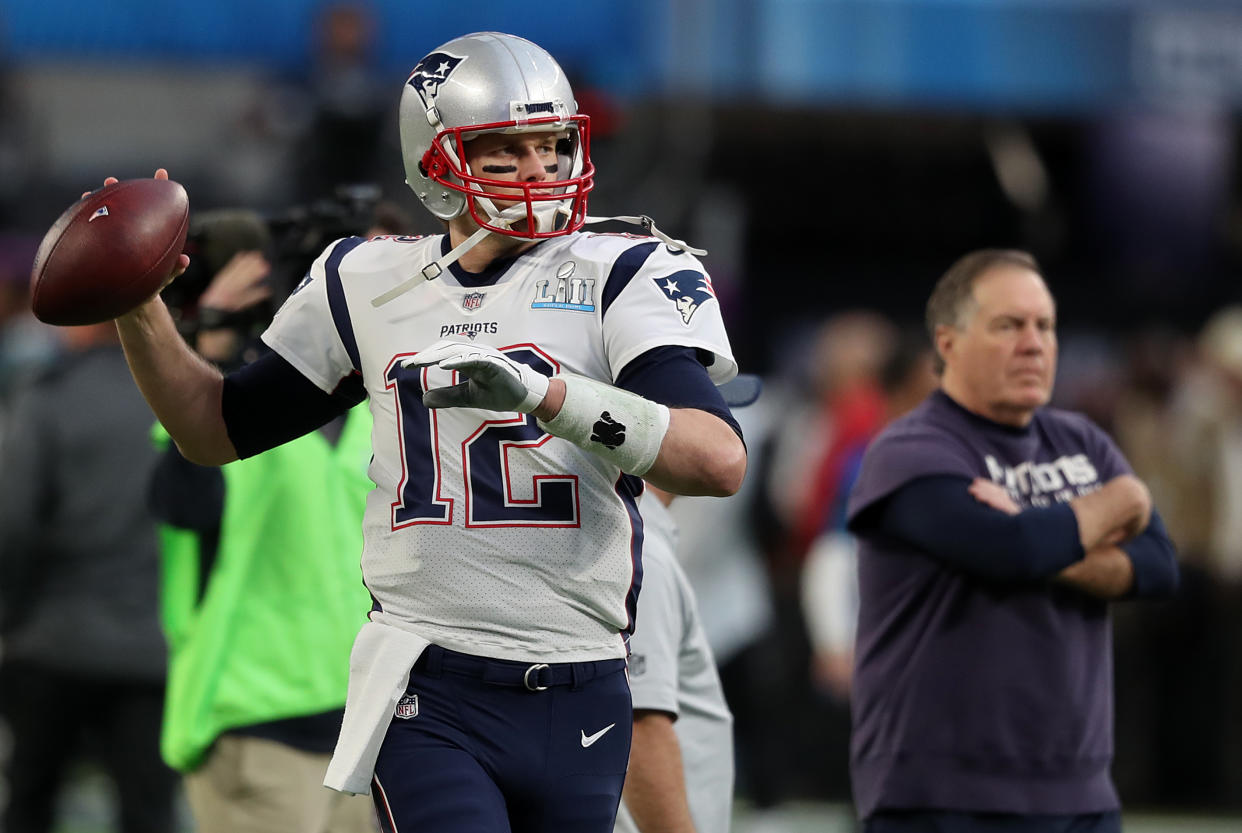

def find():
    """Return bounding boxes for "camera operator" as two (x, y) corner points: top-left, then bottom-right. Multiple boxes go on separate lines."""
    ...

(170, 187), (411, 370)
(192, 249), (273, 368)
(150, 193), (410, 833)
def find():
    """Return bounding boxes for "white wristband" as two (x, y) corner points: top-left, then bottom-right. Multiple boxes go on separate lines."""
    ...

(536, 374), (670, 476)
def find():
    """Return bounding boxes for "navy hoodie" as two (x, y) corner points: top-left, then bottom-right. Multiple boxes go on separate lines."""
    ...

(846, 390), (1178, 818)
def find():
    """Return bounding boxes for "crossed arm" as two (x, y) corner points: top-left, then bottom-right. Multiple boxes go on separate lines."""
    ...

(968, 474), (1176, 599)
(871, 473), (1178, 599)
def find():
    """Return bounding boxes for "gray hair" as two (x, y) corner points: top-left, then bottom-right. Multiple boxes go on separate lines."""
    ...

(925, 249), (1043, 374)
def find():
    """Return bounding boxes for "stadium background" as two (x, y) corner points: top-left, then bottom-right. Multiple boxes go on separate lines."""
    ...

(2, 0), (1242, 830)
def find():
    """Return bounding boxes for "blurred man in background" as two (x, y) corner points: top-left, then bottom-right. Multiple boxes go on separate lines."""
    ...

(294, 1), (392, 203)
(661, 382), (781, 820)
(618, 375), (758, 833)
(800, 332), (937, 703)
(1155, 307), (1242, 804)
(0, 234), (58, 435)
(618, 481), (734, 833)
(744, 311), (900, 807)
(845, 249), (1179, 833)
(0, 320), (177, 833)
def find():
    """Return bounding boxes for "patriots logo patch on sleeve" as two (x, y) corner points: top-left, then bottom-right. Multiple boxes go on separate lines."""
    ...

(654, 270), (716, 325)
(407, 52), (465, 108)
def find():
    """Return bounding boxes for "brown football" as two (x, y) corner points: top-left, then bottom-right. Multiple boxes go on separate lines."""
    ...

(30, 178), (190, 325)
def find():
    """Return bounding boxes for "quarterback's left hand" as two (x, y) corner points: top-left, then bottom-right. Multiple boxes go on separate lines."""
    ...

(402, 341), (550, 413)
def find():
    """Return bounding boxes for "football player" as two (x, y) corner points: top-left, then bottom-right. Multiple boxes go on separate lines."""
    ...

(107, 31), (746, 833)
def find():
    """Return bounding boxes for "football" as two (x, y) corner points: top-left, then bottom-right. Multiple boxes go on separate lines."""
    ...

(30, 178), (190, 325)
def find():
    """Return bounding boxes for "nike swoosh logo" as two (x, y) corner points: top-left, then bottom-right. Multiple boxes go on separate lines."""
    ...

(580, 723), (616, 748)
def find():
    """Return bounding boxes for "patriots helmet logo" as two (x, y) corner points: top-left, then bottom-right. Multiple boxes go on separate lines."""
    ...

(407, 52), (465, 109)
(654, 270), (716, 325)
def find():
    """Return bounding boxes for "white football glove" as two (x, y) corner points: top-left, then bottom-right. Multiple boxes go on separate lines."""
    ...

(402, 341), (550, 413)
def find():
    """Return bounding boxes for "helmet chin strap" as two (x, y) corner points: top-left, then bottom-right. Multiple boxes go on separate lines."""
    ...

(582, 214), (707, 257)
(370, 206), (522, 307)
(371, 205), (706, 308)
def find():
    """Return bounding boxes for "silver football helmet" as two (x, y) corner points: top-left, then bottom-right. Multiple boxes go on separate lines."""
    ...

(399, 32), (594, 239)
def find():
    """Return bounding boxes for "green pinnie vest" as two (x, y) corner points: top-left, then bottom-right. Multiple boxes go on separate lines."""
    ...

(153, 406), (374, 772)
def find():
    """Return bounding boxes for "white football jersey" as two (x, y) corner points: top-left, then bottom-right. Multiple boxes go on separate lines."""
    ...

(262, 231), (737, 663)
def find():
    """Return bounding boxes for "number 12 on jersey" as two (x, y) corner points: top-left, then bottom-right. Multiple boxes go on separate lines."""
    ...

(384, 346), (581, 529)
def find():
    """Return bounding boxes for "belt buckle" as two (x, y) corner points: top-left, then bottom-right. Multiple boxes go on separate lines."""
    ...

(523, 663), (550, 691)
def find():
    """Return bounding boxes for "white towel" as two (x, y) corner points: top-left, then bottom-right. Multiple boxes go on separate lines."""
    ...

(324, 619), (431, 795)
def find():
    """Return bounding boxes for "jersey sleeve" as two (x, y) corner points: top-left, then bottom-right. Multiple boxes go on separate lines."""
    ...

(260, 238), (360, 394)
(1121, 509), (1180, 599)
(846, 420), (978, 528)
(1069, 416), (1179, 599)
(599, 242), (736, 386)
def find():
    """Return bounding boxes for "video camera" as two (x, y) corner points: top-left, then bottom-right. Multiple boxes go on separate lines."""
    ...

(164, 184), (385, 341)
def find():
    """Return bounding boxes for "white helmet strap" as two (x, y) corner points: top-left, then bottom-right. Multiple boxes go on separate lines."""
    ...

(583, 214), (707, 257)
(369, 223), (501, 307)
(370, 212), (705, 307)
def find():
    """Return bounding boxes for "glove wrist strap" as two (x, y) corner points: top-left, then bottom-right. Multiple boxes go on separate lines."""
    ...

(516, 370), (549, 413)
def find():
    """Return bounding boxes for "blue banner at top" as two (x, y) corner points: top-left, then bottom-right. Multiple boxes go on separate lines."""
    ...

(3, 0), (1241, 112)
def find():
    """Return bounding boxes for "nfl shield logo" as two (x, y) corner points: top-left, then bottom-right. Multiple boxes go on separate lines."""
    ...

(394, 693), (419, 719)
(463, 292), (485, 311)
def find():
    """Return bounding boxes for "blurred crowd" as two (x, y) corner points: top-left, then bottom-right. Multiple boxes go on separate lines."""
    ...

(2, 2), (1242, 830)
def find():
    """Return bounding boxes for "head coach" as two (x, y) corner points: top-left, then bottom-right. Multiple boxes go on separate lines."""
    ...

(844, 249), (1179, 833)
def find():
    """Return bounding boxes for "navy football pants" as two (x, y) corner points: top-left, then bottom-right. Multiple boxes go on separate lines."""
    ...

(865, 810), (1122, 833)
(371, 644), (631, 833)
